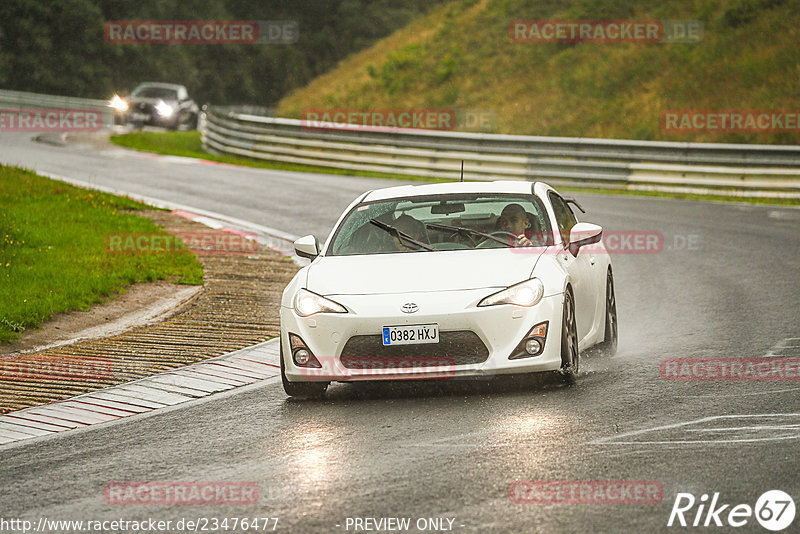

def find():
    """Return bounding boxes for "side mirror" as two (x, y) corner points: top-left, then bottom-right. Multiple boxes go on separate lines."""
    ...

(567, 222), (603, 256)
(294, 235), (320, 260)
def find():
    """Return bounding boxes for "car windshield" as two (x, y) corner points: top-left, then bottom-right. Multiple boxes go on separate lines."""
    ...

(132, 86), (178, 99)
(329, 193), (554, 256)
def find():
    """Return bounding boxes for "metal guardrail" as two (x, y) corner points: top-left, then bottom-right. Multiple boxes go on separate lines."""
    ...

(0, 89), (113, 129)
(205, 105), (275, 117)
(202, 107), (800, 198)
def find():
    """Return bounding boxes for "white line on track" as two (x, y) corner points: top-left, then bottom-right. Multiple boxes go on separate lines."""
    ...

(588, 414), (800, 445)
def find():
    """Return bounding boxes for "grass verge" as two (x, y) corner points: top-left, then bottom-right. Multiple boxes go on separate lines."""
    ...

(277, 0), (800, 146)
(0, 166), (203, 344)
(109, 131), (424, 182)
(111, 131), (800, 206)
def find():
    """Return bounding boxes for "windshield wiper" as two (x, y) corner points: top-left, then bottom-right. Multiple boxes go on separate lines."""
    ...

(425, 222), (512, 247)
(369, 218), (436, 251)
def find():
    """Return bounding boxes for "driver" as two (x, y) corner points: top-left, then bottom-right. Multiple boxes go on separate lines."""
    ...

(495, 204), (533, 247)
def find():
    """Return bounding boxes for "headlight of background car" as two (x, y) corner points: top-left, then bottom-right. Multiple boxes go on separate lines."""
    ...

(294, 288), (347, 317)
(478, 278), (544, 307)
(155, 100), (174, 118)
(108, 94), (128, 112)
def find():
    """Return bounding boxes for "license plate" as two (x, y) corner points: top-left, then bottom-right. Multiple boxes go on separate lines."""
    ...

(382, 324), (439, 346)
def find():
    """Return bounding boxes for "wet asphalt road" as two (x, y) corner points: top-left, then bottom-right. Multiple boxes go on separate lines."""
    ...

(1, 133), (800, 533)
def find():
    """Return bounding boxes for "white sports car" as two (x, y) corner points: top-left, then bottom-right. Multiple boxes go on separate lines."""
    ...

(279, 181), (617, 397)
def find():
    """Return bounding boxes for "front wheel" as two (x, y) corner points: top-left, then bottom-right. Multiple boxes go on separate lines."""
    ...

(559, 288), (579, 383)
(596, 270), (618, 358)
(280, 339), (328, 398)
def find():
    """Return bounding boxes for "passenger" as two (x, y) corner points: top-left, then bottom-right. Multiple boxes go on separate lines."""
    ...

(495, 204), (533, 247)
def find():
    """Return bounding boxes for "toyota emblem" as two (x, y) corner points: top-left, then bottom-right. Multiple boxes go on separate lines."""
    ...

(401, 303), (418, 314)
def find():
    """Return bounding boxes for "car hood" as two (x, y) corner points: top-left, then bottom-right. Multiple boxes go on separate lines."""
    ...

(306, 248), (544, 295)
(129, 97), (178, 105)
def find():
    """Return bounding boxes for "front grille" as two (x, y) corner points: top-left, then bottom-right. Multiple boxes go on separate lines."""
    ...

(340, 331), (489, 369)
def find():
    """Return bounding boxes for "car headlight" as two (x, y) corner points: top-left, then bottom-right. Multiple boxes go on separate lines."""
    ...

(294, 288), (347, 317)
(478, 278), (544, 307)
(108, 94), (128, 112)
(155, 100), (174, 118)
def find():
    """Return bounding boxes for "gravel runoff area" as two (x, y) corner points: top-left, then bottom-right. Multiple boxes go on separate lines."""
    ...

(0, 210), (299, 413)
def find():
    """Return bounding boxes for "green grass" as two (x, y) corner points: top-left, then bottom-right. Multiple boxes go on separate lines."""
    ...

(277, 0), (800, 146)
(0, 166), (203, 344)
(111, 130), (799, 206)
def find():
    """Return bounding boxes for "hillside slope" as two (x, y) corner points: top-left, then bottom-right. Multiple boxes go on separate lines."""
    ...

(277, 0), (800, 144)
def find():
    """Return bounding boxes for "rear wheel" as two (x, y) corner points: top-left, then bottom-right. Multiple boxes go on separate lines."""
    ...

(559, 288), (579, 383)
(596, 270), (618, 357)
(280, 339), (328, 398)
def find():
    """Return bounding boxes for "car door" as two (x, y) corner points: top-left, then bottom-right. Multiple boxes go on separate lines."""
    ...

(548, 192), (598, 342)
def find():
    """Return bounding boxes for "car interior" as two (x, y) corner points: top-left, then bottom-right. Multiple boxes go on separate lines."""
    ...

(333, 201), (555, 255)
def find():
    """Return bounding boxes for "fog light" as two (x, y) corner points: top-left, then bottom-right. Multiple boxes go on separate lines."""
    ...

(509, 321), (549, 360)
(287, 333), (322, 368)
(294, 349), (311, 366)
(525, 339), (542, 355)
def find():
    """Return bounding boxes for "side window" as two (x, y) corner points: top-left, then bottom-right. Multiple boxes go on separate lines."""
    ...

(548, 193), (578, 244)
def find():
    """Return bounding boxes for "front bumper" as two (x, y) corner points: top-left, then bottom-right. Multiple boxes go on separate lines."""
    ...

(280, 289), (564, 382)
(125, 103), (177, 127)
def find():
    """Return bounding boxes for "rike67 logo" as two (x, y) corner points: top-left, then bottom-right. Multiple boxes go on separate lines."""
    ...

(668, 490), (796, 531)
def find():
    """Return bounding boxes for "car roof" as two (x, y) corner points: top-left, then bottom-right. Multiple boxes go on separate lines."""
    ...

(362, 180), (540, 202)
(134, 82), (186, 91)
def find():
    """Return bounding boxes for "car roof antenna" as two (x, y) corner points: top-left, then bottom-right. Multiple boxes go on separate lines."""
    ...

(460, 160), (464, 182)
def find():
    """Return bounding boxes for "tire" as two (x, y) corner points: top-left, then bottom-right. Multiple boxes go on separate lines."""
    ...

(559, 288), (579, 383)
(280, 339), (328, 398)
(596, 270), (618, 358)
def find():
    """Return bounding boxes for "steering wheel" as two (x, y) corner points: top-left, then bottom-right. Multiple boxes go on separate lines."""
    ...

(476, 231), (518, 248)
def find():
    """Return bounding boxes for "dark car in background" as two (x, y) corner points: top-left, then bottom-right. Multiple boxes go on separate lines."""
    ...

(109, 82), (199, 130)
